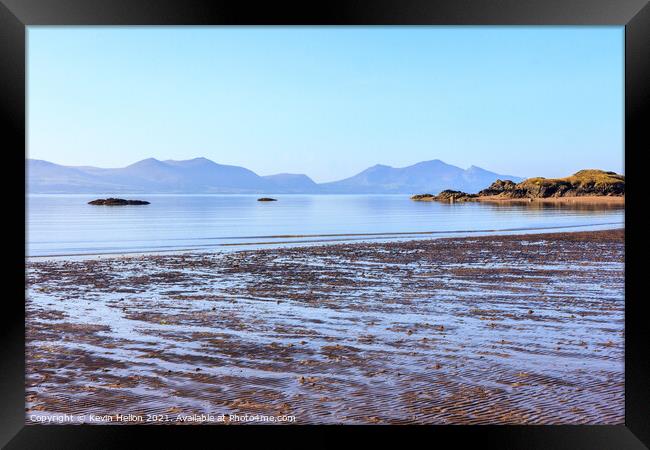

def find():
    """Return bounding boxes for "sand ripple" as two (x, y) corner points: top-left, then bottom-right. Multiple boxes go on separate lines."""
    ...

(25, 229), (624, 424)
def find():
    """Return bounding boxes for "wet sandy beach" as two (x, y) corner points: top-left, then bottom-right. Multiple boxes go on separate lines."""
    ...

(25, 229), (624, 425)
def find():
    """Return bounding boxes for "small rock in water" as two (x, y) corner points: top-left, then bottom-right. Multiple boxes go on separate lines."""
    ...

(88, 198), (150, 206)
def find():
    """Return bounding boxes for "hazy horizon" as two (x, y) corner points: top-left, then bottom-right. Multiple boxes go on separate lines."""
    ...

(28, 27), (624, 182)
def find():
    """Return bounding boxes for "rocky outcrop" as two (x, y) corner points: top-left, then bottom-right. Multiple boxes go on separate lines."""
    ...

(257, 197), (277, 202)
(411, 190), (478, 202)
(477, 179), (519, 196)
(478, 170), (624, 198)
(410, 193), (436, 201)
(88, 198), (150, 205)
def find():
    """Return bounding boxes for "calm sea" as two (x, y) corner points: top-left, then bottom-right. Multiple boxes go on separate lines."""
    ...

(26, 194), (624, 257)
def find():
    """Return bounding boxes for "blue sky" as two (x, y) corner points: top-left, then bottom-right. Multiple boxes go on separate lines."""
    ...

(28, 27), (623, 182)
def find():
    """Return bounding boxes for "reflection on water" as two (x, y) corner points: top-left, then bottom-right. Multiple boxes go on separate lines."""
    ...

(26, 194), (624, 256)
(477, 201), (624, 212)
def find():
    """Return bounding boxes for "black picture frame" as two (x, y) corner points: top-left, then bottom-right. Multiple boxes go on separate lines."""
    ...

(2, 0), (648, 448)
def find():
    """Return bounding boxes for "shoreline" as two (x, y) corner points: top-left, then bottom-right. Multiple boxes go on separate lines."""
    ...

(412, 195), (625, 204)
(26, 222), (624, 261)
(476, 195), (625, 204)
(26, 229), (624, 424)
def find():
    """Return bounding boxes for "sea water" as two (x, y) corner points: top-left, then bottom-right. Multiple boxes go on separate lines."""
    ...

(26, 194), (624, 257)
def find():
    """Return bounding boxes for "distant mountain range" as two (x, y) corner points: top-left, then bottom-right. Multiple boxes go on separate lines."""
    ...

(26, 157), (523, 194)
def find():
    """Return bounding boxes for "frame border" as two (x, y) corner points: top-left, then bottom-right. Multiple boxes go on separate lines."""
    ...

(2, 0), (648, 448)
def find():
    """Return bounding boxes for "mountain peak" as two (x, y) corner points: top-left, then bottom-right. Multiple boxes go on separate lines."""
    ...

(408, 159), (451, 168)
(165, 157), (214, 164)
(127, 157), (164, 168)
(163, 157), (226, 170)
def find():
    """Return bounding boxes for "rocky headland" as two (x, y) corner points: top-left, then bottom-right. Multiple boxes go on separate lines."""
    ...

(412, 170), (624, 203)
(478, 170), (624, 198)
